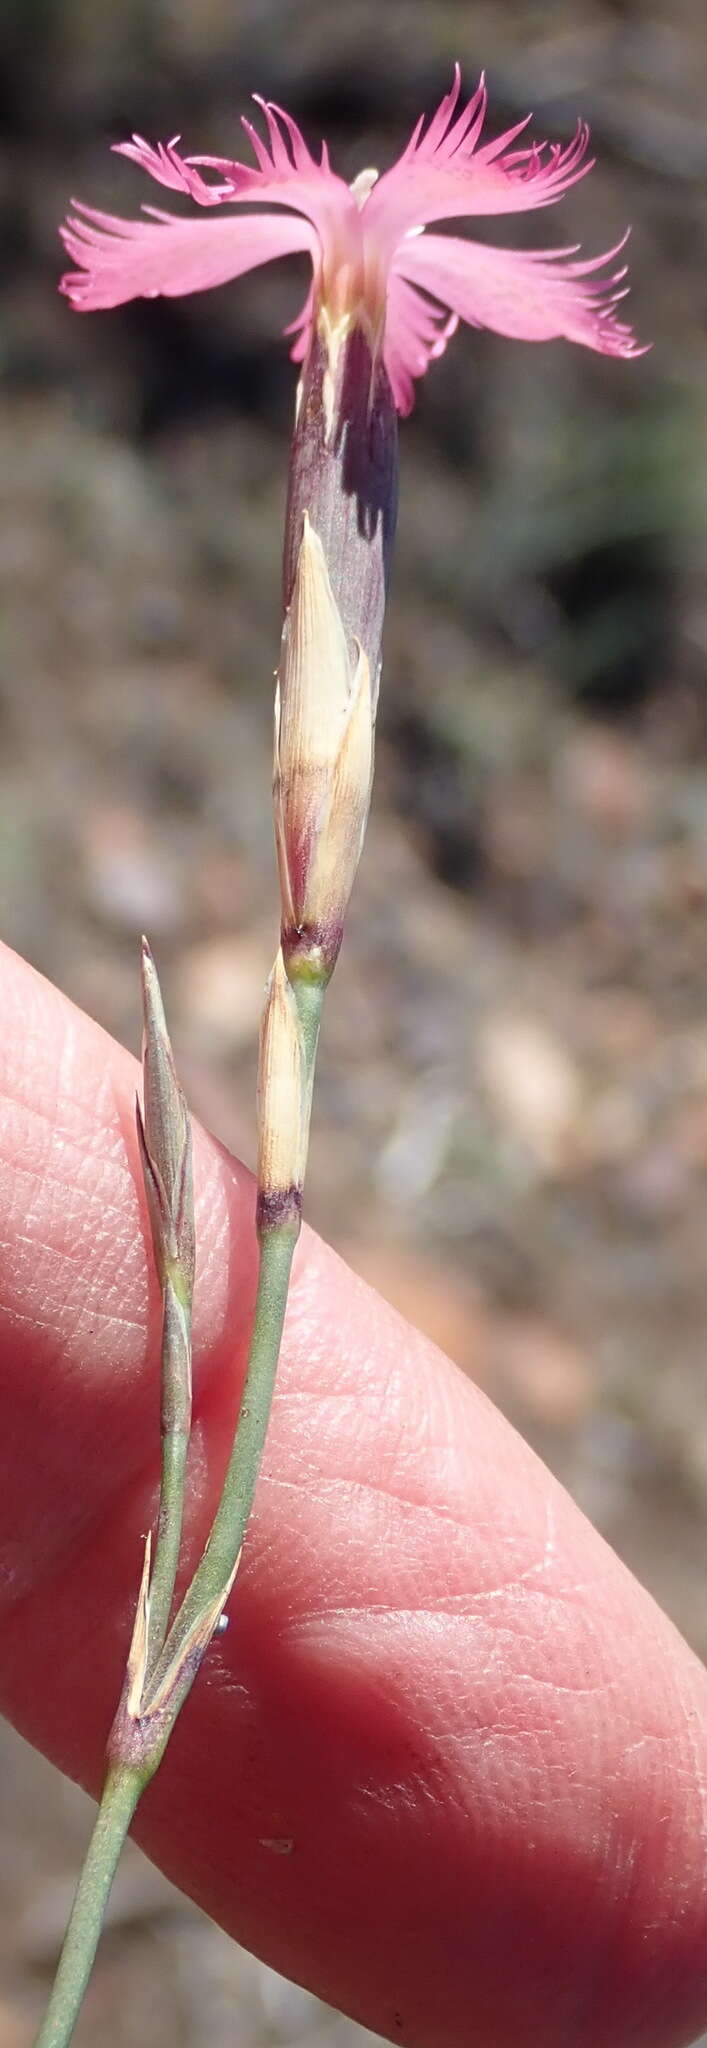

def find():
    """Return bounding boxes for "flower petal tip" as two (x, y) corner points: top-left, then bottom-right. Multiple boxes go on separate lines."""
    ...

(59, 81), (647, 391)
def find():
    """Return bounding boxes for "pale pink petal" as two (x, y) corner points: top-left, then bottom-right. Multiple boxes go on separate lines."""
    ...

(59, 86), (648, 398)
(112, 135), (237, 206)
(382, 272), (458, 415)
(187, 97), (354, 247)
(112, 114), (347, 234)
(60, 204), (315, 312)
(283, 282), (316, 364)
(364, 66), (594, 254)
(95, 102), (357, 307)
(393, 231), (646, 359)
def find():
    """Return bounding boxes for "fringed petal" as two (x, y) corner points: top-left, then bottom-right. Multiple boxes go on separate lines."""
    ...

(112, 134), (236, 206)
(60, 83), (647, 397)
(186, 97), (352, 243)
(68, 101), (357, 311)
(383, 272), (458, 415)
(283, 281), (316, 363)
(60, 203), (315, 312)
(393, 230), (647, 362)
(365, 66), (595, 253)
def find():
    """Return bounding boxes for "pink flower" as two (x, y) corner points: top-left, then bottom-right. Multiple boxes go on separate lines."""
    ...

(60, 68), (644, 415)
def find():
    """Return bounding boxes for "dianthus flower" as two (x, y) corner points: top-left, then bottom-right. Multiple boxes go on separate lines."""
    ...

(60, 68), (642, 416)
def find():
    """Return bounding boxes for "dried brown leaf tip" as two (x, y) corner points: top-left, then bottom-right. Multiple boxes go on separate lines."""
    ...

(125, 1529), (152, 1719)
(141, 1547), (241, 1723)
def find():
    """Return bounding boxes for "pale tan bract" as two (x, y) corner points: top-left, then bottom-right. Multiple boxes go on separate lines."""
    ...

(256, 950), (307, 1200)
(275, 514), (374, 943)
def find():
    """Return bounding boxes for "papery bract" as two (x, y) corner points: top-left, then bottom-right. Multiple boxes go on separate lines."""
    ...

(60, 67), (645, 414)
(256, 949), (307, 1230)
(275, 515), (374, 977)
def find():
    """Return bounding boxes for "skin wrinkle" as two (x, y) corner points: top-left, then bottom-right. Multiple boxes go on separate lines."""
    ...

(577, 1773), (695, 2040)
(0, 944), (705, 2048)
(260, 1440), (573, 1620)
(7, 1151), (130, 1231)
(1, 1042), (246, 1411)
(263, 1449), (582, 1611)
(289, 1464), (502, 1537)
(3, 1205), (146, 1341)
(248, 1400), (684, 1785)
(679, 1678), (707, 1839)
(348, 1579), (614, 1703)
(0, 1228), (86, 1267)
(273, 1246), (543, 1556)
(243, 1423), (704, 2043)
(309, 1618), (610, 1744)
(6, 1392), (209, 1637)
(0, 1392), (149, 1614)
(1, 1030), (121, 1157)
(4, 1146), (141, 1283)
(34, 1231), (140, 1330)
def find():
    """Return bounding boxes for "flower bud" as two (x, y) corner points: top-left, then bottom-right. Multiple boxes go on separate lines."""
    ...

(256, 950), (306, 1232)
(275, 514), (374, 979)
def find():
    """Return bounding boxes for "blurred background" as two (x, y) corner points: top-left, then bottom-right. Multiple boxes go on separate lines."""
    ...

(1, 0), (707, 2039)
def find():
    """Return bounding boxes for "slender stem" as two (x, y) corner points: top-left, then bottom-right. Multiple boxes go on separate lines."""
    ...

(146, 1423), (188, 1672)
(148, 975), (324, 1692)
(147, 1217), (298, 1692)
(146, 1279), (192, 1675)
(292, 972), (326, 1071)
(34, 978), (325, 2047)
(32, 1222), (299, 2048)
(33, 1767), (143, 2048)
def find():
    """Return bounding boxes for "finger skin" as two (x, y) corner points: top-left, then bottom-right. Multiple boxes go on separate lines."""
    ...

(0, 942), (704, 2048)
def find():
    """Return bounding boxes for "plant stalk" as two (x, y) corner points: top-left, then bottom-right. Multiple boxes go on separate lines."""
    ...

(146, 974), (325, 1698)
(33, 1766), (143, 2048)
(32, 979), (324, 2048)
(144, 1208), (303, 1707)
(145, 1276), (192, 1676)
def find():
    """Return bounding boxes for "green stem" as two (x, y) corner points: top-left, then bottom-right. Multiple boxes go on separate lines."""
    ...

(147, 975), (324, 1694)
(146, 1280), (192, 1676)
(32, 1224), (298, 2048)
(147, 1217), (298, 1696)
(146, 1422), (188, 1673)
(292, 972), (325, 1071)
(34, 977), (325, 2048)
(33, 1767), (143, 2048)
